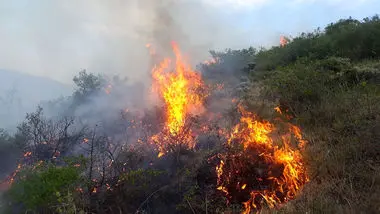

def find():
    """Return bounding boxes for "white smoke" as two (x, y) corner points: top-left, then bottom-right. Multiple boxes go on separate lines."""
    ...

(0, 0), (259, 85)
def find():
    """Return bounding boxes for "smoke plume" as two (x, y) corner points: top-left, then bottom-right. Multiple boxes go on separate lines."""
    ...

(0, 0), (256, 85)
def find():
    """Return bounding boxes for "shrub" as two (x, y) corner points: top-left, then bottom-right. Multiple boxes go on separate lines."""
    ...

(5, 163), (82, 213)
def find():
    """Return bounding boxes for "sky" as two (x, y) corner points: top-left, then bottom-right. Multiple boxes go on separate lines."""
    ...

(0, 0), (379, 85)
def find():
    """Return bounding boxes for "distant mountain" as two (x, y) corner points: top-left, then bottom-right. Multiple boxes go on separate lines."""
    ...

(0, 69), (72, 130)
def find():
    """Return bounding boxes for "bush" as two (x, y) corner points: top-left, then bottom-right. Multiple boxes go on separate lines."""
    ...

(5, 163), (82, 213)
(255, 15), (380, 71)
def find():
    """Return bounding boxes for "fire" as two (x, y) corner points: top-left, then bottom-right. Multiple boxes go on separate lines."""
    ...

(76, 187), (84, 193)
(1, 40), (309, 213)
(23, 151), (32, 157)
(280, 36), (288, 47)
(150, 42), (208, 156)
(241, 184), (247, 190)
(274, 106), (282, 114)
(289, 124), (307, 149)
(203, 57), (219, 65)
(216, 105), (308, 213)
(104, 84), (112, 94)
(152, 42), (206, 134)
(8, 164), (22, 184)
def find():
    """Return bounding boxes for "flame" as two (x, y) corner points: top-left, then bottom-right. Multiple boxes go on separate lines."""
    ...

(152, 42), (206, 134)
(106, 183), (111, 191)
(104, 84), (112, 94)
(216, 83), (224, 90)
(150, 41), (208, 157)
(157, 152), (165, 158)
(274, 106), (282, 114)
(289, 124), (307, 149)
(280, 36), (288, 47)
(23, 151), (32, 157)
(5, 151), (34, 185)
(203, 57), (219, 65)
(216, 105), (308, 213)
(241, 184), (247, 190)
(8, 164), (22, 184)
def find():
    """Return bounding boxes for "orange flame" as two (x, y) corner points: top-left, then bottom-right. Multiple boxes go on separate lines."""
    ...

(274, 106), (282, 114)
(280, 36), (288, 47)
(216, 105), (308, 213)
(104, 84), (112, 94)
(76, 187), (84, 193)
(203, 57), (219, 65)
(23, 151), (32, 157)
(152, 42), (206, 134)
(241, 184), (247, 190)
(150, 41), (208, 157)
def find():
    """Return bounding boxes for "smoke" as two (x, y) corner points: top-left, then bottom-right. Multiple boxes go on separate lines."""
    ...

(47, 0), (258, 133)
(1, 0), (374, 130)
(0, 0), (254, 131)
(58, 0), (259, 123)
(1, 0), (377, 86)
(0, 0), (257, 85)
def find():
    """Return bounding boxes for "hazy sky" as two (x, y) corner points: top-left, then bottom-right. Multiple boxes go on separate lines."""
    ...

(0, 0), (379, 84)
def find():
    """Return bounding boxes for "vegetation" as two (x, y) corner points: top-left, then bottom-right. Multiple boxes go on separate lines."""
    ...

(249, 15), (380, 213)
(0, 15), (379, 213)
(5, 163), (82, 213)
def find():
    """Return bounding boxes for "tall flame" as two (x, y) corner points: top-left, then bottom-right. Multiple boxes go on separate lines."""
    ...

(150, 42), (208, 156)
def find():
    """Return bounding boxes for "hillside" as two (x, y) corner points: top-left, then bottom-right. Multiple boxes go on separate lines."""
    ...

(248, 15), (380, 213)
(0, 70), (71, 130)
(0, 15), (379, 214)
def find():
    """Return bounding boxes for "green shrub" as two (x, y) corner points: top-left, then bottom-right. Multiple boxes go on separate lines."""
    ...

(6, 163), (81, 212)
(255, 15), (380, 71)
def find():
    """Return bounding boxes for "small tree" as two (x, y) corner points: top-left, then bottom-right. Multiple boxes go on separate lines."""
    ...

(72, 70), (105, 105)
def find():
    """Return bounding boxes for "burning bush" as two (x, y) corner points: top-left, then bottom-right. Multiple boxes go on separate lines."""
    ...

(150, 42), (209, 157)
(215, 105), (308, 213)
